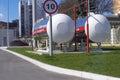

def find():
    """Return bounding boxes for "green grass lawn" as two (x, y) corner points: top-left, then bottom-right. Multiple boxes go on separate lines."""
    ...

(8, 46), (120, 78)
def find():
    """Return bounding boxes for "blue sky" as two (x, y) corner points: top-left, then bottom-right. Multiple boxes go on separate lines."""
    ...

(0, 0), (61, 22)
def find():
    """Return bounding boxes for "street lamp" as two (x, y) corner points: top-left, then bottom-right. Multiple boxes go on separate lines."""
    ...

(32, 0), (36, 50)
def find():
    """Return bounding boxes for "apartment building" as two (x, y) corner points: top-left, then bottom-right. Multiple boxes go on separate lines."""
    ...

(19, 0), (46, 37)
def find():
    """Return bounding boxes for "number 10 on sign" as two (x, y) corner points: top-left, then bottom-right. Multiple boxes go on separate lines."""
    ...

(43, 0), (58, 14)
(46, 3), (55, 10)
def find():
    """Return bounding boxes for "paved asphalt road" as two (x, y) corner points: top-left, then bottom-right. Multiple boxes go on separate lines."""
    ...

(0, 49), (90, 80)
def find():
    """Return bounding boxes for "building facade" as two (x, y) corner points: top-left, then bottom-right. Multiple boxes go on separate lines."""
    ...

(32, 0), (46, 22)
(113, 0), (120, 14)
(19, 0), (32, 37)
(19, 0), (46, 37)
(0, 29), (15, 46)
(0, 21), (18, 46)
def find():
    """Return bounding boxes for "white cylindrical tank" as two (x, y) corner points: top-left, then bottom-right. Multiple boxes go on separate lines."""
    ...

(47, 14), (75, 43)
(85, 14), (111, 42)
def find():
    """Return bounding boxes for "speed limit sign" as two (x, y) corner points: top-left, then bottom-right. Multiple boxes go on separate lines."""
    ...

(43, 0), (58, 14)
(43, 0), (58, 56)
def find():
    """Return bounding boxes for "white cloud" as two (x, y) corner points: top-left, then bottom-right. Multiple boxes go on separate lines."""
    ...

(0, 13), (4, 18)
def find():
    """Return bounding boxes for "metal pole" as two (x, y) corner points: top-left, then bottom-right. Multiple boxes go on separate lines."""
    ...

(1, 25), (3, 46)
(32, 0), (35, 50)
(86, 0), (90, 53)
(74, 5), (77, 51)
(88, 0), (90, 16)
(49, 14), (53, 56)
(7, 0), (9, 47)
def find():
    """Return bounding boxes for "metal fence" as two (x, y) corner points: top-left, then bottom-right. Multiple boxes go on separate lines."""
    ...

(103, 25), (120, 46)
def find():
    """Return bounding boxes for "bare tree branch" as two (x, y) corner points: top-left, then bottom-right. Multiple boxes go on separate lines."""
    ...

(96, 0), (113, 14)
(58, 0), (113, 17)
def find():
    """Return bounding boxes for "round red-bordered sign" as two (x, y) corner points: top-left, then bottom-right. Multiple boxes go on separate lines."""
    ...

(43, 0), (58, 14)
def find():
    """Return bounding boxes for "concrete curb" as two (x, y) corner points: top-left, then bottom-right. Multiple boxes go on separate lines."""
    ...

(1, 48), (120, 80)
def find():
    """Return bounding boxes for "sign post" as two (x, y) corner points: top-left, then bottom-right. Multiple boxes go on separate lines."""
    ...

(43, 0), (58, 56)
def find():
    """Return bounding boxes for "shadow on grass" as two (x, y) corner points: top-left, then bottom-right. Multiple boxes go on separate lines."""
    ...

(102, 46), (120, 51)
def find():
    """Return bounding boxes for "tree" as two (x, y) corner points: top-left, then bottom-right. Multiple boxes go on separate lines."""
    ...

(58, 0), (113, 17)
(58, 0), (76, 18)
(89, 0), (96, 13)
(58, 0), (87, 18)
(95, 0), (113, 14)
(75, 0), (87, 17)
